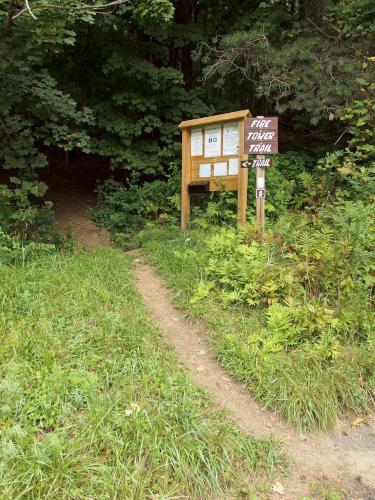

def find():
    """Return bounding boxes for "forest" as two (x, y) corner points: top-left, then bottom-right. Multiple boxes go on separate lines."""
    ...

(0, 0), (374, 498)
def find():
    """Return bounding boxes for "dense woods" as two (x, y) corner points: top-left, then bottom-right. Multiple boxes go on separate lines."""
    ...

(0, 1), (374, 221)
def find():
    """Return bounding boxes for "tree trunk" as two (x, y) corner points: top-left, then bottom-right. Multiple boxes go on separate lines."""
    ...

(5, 1), (16, 33)
(173, 0), (197, 88)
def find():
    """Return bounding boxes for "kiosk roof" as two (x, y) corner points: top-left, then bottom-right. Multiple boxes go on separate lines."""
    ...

(178, 109), (250, 129)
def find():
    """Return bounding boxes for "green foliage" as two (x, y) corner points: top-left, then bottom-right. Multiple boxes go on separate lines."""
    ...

(0, 227), (55, 266)
(202, 0), (375, 125)
(94, 169), (180, 234)
(51, 1), (212, 177)
(318, 83), (375, 202)
(0, 178), (55, 241)
(0, 4), (94, 176)
(139, 202), (375, 430)
(0, 248), (285, 497)
(195, 203), (374, 337)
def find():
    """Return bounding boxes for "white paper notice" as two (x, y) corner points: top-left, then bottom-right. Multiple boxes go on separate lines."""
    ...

(223, 122), (239, 156)
(213, 162), (227, 177)
(191, 128), (203, 157)
(199, 163), (211, 178)
(257, 176), (265, 188)
(228, 158), (239, 176)
(204, 125), (221, 157)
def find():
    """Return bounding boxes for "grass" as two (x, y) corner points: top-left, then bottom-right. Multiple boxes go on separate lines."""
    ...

(138, 226), (375, 432)
(0, 248), (285, 498)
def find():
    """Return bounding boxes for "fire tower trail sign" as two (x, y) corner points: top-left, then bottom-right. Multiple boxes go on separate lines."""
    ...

(245, 117), (278, 154)
(245, 116), (279, 228)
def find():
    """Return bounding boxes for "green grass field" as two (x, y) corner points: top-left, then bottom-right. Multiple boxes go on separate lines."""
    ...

(0, 248), (284, 498)
(138, 226), (375, 432)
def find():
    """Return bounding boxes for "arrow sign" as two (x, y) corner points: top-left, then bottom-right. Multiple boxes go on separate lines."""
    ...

(241, 158), (272, 168)
(241, 160), (253, 169)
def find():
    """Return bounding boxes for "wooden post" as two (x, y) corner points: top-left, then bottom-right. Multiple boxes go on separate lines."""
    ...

(181, 128), (191, 230)
(256, 155), (265, 229)
(237, 118), (248, 225)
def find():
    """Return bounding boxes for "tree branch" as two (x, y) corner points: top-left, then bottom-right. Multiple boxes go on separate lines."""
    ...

(12, 0), (130, 20)
(25, 0), (38, 19)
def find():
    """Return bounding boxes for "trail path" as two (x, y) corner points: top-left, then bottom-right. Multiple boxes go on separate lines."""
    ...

(132, 254), (375, 499)
(49, 188), (111, 248)
(52, 196), (375, 498)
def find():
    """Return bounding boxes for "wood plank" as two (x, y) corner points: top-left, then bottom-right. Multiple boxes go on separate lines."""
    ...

(237, 118), (248, 224)
(209, 178), (238, 191)
(181, 128), (191, 230)
(179, 109), (250, 129)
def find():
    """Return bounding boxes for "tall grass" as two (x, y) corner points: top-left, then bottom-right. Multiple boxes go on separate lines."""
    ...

(138, 226), (375, 431)
(0, 249), (284, 498)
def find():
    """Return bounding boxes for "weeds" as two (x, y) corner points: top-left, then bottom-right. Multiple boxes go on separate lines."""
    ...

(0, 249), (284, 497)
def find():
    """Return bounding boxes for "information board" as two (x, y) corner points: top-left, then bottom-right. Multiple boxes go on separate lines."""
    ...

(179, 109), (251, 229)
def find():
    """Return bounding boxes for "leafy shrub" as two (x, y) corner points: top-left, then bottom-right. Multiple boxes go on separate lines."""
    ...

(194, 202), (374, 342)
(94, 171), (180, 234)
(317, 82), (375, 202)
(0, 178), (56, 242)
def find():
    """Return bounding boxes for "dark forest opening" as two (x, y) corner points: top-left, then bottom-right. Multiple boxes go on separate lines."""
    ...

(36, 148), (117, 237)
(40, 147), (112, 195)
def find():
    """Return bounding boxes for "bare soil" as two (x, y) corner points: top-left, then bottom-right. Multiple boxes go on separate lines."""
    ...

(49, 188), (111, 249)
(131, 253), (375, 499)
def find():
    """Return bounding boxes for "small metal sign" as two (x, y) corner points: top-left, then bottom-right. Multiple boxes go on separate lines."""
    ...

(245, 116), (278, 155)
(241, 158), (272, 169)
(256, 189), (266, 199)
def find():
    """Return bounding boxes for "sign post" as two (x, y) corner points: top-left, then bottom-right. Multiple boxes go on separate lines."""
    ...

(244, 116), (279, 229)
(256, 157), (266, 228)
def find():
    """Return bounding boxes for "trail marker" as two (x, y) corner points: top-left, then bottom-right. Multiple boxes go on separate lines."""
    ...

(241, 158), (272, 168)
(246, 117), (279, 229)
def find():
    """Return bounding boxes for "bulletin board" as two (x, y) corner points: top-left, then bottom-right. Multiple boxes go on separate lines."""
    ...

(178, 109), (251, 230)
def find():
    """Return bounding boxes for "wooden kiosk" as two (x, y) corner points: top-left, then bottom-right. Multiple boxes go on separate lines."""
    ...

(178, 109), (251, 230)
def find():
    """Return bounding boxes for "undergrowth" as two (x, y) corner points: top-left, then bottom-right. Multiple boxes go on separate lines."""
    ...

(0, 249), (284, 498)
(138, 201), (375, 431)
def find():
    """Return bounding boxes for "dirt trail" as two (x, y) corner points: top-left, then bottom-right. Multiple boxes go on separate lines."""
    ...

(131, 254), (375, 499)
(49, 188), (111, 248)
(51, 197), (375, 498)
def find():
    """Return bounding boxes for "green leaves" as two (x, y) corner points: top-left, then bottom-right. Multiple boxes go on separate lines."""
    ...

(0, 179), (56, 241)
(201, 1), (375, 125)
(185, 199), (374, 352)
(318, 86), (375, 202)
(133, 0), (174, 23)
